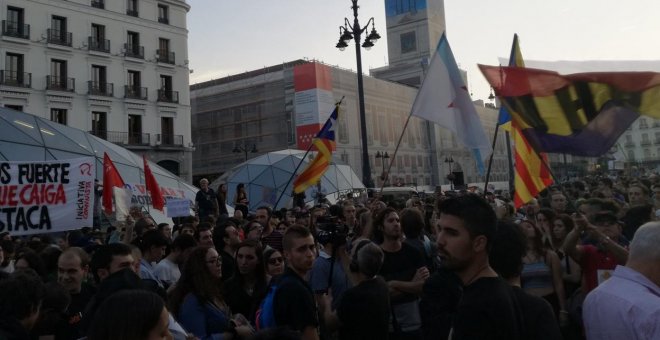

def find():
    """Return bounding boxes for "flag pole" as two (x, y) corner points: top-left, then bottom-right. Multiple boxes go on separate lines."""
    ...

(483, 122), (500, 193)
(381, 113), (413, 195)
(274, 97), (344, 209)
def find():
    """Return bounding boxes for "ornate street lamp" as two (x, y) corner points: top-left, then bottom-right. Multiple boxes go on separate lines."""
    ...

(335, 0), (381, 188)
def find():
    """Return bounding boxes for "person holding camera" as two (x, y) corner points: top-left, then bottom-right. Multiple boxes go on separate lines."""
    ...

(309, 219), (351, 312)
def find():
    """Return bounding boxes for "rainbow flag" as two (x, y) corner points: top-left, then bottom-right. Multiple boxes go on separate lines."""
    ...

(479, 65), (660, 157)
(293, 105), (338, 194)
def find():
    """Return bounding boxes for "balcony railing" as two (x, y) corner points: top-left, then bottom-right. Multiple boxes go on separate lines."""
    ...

(88, 81), (114, 96)
(624, 141), (635, 148)
(157, 134), (184, 146)
(88, 37), (110, 53)
(124, 85), (147, 100)
(158, 17), (169, 24)
(156, 50), (175, 64)
(47, 29), (72, 46)
(124, 43), (144, 59)
(655, 139), (660, 145)
(641, 140), (652, 146)
(127, 9), (139, 17)
(2, 21), (30, 39)
(91, 0), (104, 8)
(157, 89), (179, 103)
(0, 70), (31, 88)
(89, 130), (150, 146)
(46, 76), (75, 92)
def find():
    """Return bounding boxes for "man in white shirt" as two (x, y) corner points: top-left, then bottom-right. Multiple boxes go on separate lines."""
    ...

(154, 234), (196, 288)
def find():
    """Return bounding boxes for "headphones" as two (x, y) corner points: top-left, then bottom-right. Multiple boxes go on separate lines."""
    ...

(349, 239), (372, 273)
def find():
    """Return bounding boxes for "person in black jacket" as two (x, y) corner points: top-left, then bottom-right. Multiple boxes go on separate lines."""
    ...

(0, 269), (45, 340)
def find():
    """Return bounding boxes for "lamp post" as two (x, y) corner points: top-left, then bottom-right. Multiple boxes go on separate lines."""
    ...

(445, 156), (455, 190)
(232, 142), (257, 161)
(335, 0), (381, 189)
(376, 151), (389, 185)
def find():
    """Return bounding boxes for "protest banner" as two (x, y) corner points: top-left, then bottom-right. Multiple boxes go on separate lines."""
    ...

(166, 198), (193, 218)
(124, 182), (194, 215)
(0, 157), (96, 235)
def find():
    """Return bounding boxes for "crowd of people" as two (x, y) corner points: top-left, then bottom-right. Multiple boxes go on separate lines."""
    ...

(1, 173), (660, 340)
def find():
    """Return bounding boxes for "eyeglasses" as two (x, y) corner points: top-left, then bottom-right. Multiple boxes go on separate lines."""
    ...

(268, 257), (283, 265)
(206, 257), (222, 265)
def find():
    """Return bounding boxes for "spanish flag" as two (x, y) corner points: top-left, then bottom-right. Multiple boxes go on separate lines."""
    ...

(293, 105), (339, 194)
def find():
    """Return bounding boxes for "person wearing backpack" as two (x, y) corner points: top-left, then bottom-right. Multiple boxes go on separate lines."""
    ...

(271, 225), (320, 339)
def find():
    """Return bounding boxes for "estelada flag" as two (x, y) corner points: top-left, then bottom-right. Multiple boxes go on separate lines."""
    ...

(293, 105), (338, 194)
(102, 152), (126, 215)
(143, 155), (165, 211)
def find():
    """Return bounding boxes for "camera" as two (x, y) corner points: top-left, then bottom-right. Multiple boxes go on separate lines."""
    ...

(315, 216), (348, 248)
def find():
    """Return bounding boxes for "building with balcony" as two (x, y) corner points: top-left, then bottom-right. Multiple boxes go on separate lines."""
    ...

(0, 0), (193, 182)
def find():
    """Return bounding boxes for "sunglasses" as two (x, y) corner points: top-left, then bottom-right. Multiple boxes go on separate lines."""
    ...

(268, 257), (283, 265)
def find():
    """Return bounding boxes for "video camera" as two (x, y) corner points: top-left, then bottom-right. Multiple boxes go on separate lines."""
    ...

(315, 215), (348, 249)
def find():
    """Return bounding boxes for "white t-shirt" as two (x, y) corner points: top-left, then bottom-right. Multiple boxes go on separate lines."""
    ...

(154, 258), (180, 286)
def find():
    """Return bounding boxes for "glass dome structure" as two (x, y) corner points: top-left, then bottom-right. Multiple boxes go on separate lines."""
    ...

(0, 107), (198, 205)
(211, 149), (365, 211)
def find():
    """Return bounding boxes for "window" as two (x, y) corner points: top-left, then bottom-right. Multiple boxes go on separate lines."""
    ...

(639, 118), (648, 129)
(628, 150), (635, 161)
(4, 7), (28, 38)
(49, 16), (70, 46)
(161, 117), (174, 144)
(4, 52), (25, 86)
(160, 74), (172, 91)
(90, 24), (108, 52)
(50, 108), (67, 125)
(157, 38), (174, 63)
(92, 111), (107, 138)
(5, 104), (23, 111)
(400, 31), (416, 53)
(126, 70), (143, 99)
(90, 65), (110, 95)
(91, 0), (104, 9)
(338, 107), (349, 144)
(158, 4), (169, 24)
(127, 0), (138, 16)
(128, 114), (142, 144)
(159, 38), (169, 53)
(48, 59), (68, 90)
(126, 31), (142, 58)
(386, 0), (422, 16)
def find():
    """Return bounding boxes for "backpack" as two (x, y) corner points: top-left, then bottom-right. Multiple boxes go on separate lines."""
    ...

(255, 276), (287, 330)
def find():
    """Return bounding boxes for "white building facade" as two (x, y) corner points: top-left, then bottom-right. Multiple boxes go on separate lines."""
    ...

(0, 0), (193, 182)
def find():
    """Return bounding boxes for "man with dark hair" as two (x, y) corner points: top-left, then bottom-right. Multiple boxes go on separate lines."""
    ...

(436, 194), (523, 339)
(377, 207), (428, 338)
(257, 206), (283, 252)
(0, 269), (45, 339)
(213, 222), (240, 279)
(194, 223), (214, 248)
(274, 225), (319, 340)
(154, 234), (196, 287)
(137, 230), (169, 289)
(90, 243), (135, 283)
(490, 221), (562, 340)
(57, 247), (95, 336)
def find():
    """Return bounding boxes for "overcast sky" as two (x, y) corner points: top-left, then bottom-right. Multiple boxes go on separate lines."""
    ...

(187, 0), (660, 102)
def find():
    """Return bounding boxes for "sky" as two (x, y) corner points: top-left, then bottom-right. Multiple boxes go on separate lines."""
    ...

(187, 0), (660, 102)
